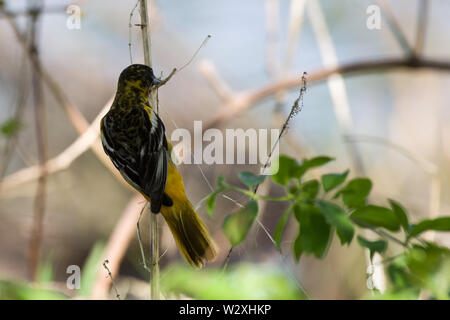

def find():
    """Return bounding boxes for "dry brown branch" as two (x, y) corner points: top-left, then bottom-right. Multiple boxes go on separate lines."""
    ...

(2, 7), (126, 187)
(102, 260), (121, 300)
(204, 57), (450, 129)
(0, 24), (32, 180)
(27, 1), (47, 282)
(415, 0), (429, 56)
(2, 10), (89, 133)
(90, 194), (145, 299)
(0, 0), (87, 18)
(376, 0), (413, 56)
(0, 97), (127, 191)
(0, 5), (66, 18)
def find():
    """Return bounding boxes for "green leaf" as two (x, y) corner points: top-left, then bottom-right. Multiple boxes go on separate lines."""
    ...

(217, 175), (225, 187)
(408, 217), (450, 239)
(297, 156), (334, 179)
(304, 156), (334, 168)
(351, 205), (401, 231)
(37, 258), (54, 284)
(288, 186), (299, 195)
(337, 178), (372, 209)
(357, 235), (388, 260)
(386, 258), (414, 289)
(293, 234), (303, 262)
(294, 204), (332, 258)
(206, 188), (225, 217)
(80, 241), (106, 297)
(389, 199), (409, 232)
(274, 205), (294, 250)
(271, 155), (333, 185)
(206, 176), (226, 217)
(316, 200), (354, 245)
(300, 180), (319, 200)
(271, 155), (301, 185)
(1, 118), (23, 137)
(223, 200), (258, 247)
(321, 170), (349, 192)
(238, 171), (266, 188)
(206, 191), (220, 217)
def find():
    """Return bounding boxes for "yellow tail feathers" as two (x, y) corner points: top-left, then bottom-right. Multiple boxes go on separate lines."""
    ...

(158, 163), (217, 268)
(161, 200), (217, 268)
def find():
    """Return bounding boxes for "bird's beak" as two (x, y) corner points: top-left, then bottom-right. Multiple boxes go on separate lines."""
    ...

(153, 78), (162, 86)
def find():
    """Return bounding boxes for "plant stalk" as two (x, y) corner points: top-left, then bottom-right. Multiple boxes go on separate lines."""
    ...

(139, 0), (160, 300)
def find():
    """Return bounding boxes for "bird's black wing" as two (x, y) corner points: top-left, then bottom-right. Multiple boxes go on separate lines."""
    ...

(100, 107), (171, 213)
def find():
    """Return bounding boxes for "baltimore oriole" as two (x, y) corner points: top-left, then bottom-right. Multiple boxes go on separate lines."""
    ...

(100, 64), (217, 267)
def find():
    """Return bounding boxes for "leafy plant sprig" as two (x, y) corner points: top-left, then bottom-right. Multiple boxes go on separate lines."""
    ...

(207, 154), (450, 298)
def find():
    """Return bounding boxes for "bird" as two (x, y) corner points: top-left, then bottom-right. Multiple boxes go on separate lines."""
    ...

(100, 64), (217, 267)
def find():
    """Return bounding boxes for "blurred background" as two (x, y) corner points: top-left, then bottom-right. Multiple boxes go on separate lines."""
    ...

(0, 0), (449, 299)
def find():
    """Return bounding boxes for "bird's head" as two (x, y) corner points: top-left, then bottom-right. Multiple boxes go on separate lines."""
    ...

(117, 64), (161, 94)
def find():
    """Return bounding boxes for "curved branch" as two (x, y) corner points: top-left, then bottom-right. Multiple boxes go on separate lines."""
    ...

(0, 97), (133, 192)
(205, 57), (450, 129)
(4, 56), (450, 191)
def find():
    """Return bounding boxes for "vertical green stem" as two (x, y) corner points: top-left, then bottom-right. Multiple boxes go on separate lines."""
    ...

(150, 211), (160, 300)
(139, 0), (160, 300)
(139, 0), (152, 68)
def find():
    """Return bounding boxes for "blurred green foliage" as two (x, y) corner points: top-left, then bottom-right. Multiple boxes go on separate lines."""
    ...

(207, 154), (450, 299)
(79, 241), (105, 297)
(0, 118), (22, 138)
(0, 280), (67, 300)
(0, 241), (105, 300)
(161, 263), (307, 300)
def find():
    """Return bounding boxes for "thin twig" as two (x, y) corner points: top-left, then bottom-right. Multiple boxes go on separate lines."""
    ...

(150, 210), (160, 300)
(153, 34), (212, 92)
(0, 24), (31, 180)
(255, 72), (307, 193)
(28, 2), (47, 282)
(223, 73), (307, 270)
(102, 260), (121, 300)
(90, 194), (144, 299)
(178, 35), (211, 73)
(376, 0), (414, 56)
(351, 217), (408, 248)
(220, 247), (233, 274)
(139, 0), (152, 68)
(137, 202), (151, 272)
(128, 0), (140, 64)
(204, 57), (450, 129)
(154, 68), (177, 88)
(414, 0), (429, 56)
